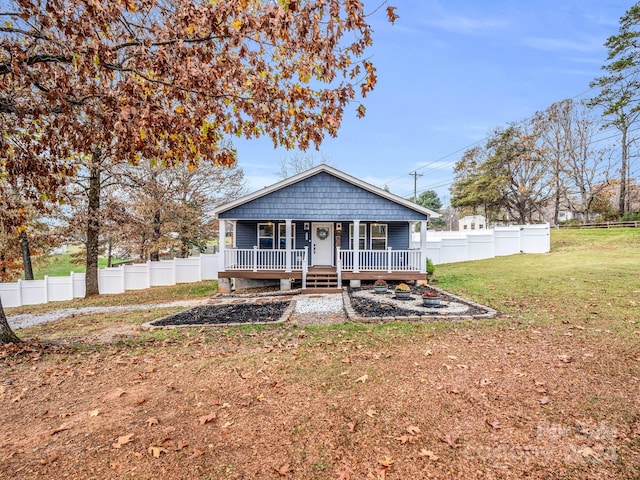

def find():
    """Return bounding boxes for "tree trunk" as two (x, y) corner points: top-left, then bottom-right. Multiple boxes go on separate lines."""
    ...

(19, 230), (34, 281)
(0, 297), (21, 345)
(149, 210), (161, 261)
(553, 159), (561, 226)
(107, 238), (113, 268)
(85, 149), (101, 297)
(619, 126), (628, 216)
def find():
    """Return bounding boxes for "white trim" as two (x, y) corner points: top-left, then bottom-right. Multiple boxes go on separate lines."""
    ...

(257, 222), (275, 249)
(212, 165), (440, 218)
(311, 222), (334, 266)
(370, 223), (388, 250)
(278, 222), (296, 250)
(349, 222), (366, 250)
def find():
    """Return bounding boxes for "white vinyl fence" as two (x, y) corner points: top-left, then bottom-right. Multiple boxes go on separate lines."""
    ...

(1, 224), (551, 308)
(0, 254), (220, 308)
(413, 223), (551, 265)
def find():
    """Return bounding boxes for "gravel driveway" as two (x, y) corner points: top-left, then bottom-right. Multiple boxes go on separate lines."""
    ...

(7, 299), (210, 330)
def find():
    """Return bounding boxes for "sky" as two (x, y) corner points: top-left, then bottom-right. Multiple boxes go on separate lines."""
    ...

(233, 1), (634, 205)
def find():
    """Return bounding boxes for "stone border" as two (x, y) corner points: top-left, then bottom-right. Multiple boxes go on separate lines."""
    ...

(343, 286), (497, 324)
(141, 298), (297, 330)
(211, 288), (302, 299)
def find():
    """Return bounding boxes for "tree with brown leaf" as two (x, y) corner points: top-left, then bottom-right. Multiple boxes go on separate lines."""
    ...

(0, 0), (394, 343)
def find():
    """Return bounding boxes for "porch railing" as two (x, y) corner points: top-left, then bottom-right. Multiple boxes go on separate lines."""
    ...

(339, 248), (422, 273)
(224, 247), (307, 272)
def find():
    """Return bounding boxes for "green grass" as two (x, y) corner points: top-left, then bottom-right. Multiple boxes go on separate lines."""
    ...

(435, 228), (640, 329)
(29, 252), (129, 280)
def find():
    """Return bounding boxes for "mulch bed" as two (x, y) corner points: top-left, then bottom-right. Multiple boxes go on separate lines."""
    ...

(348, 285), (490, 317)
(151, 301), (289, 326)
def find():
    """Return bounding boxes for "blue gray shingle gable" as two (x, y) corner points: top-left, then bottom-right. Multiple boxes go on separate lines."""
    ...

(217, 171), (429, 221)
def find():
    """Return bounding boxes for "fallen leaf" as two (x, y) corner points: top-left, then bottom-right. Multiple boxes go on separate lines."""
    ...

(147, 417), (159, 427)
(406, 425), (420, 435)
(136, 397), (146, 405)
(485, 419), (501, 430)
(336, 464), (353, 479)
(89, 409), (100, 417)
(176, 440), (189, 451)
(443, 433), (461, 449)
(275, 463), (291, 475)
(580, 446), (597, 458)
(558, 354), (573, 364)
(423, 349), (433, 356)
(395, 434), (410, 444)
(148, 445), (168, 458)
(342, 356), (351, 363)
(355, 374), (368, 383)
(456, 364), (469, 370)
(365, 408), (378, 418)
(40, 453), (60, 465)
(199, 413), (216, 425)
(50, 425), (70, 435)
(189, 449), (205, 459)
(479, 378), (492, 387)
(145, 364), (157, 373)
(418, 449), (439, 461)
(378, 456), (394, 468)
(539, 396), (550, 405)
(447, 355), (458, 361)
(112, 433), (134, 449)
(347, 420), (357, 432)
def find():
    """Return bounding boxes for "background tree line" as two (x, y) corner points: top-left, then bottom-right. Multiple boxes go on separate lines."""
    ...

(451, 3), (640, 225)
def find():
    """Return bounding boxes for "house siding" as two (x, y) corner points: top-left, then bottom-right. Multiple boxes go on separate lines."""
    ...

(236, 220), (310, 250)
(235, 221), (410, 250)
(218, 172), (428, 221)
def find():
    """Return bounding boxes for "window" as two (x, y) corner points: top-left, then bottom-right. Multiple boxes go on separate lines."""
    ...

(370, 224), (387, 250)
(257, 223), (274, 249)
(278, 223), (296, 249)
(349, 223), (366, 250)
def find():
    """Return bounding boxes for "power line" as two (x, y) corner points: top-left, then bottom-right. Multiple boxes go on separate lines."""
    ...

(381, 83), (607, 190)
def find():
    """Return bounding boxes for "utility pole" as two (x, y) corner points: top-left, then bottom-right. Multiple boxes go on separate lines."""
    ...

(410, 171), (423, 201)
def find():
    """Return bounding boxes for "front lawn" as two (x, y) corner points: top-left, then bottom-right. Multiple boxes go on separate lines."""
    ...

(1, 229), (639, 479)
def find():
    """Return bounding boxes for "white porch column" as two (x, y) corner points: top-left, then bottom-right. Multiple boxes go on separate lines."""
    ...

(285, 219), (292, 272)
(420, 219), (428, 273)
(353, 220), (360, 273)
(218, 219), (226, 271)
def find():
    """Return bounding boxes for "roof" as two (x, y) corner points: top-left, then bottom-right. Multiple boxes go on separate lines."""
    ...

(213, 165), (441, 220)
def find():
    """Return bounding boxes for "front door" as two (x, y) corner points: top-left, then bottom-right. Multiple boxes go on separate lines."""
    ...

(312, 223), (333, 266)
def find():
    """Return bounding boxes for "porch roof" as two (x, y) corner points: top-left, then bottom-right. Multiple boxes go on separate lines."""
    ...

(213, 165), (441, 221)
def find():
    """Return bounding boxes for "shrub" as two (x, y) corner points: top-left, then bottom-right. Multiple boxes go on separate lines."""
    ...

(374, 279), (387, 287)
(426, 258), (435, 276)
(395, 283), (411, 291)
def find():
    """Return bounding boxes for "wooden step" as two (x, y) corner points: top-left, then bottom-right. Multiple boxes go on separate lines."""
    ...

(305, 272), (339, 289)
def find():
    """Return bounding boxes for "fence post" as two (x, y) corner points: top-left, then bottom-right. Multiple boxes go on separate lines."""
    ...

(17, 279), (23, 307)
(253, 246), (258, 272)
(387, 247), (392, 273)
(44, 275), (49, 303)
(147, 260), (152, 288)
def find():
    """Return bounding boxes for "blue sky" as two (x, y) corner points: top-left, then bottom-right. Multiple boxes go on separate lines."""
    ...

(234, 1), (633, 205)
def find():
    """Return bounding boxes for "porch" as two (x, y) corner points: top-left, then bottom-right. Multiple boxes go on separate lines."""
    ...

(218, 246), (428, 289)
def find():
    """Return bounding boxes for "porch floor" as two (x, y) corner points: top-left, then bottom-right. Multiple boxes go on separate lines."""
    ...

(219, 268), (427, 283)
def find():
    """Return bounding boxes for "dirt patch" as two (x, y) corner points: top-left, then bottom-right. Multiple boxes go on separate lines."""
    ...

(1, 321), (639, 480)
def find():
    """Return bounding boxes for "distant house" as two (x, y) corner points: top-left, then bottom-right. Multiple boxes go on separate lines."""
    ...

(212, 165), (439, 292)
(458, 215), (486, 231)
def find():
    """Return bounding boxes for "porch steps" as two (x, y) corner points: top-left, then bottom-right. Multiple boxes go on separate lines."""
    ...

(304, 270), (340, 293)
